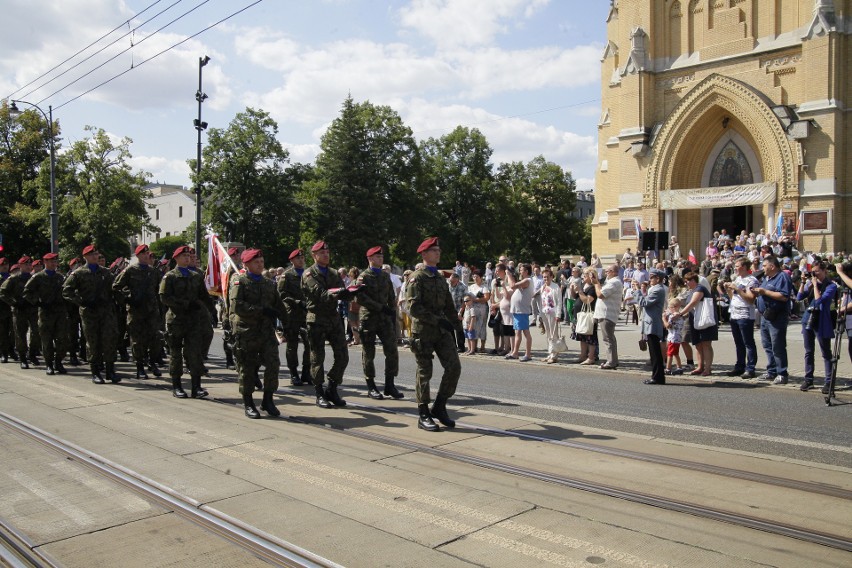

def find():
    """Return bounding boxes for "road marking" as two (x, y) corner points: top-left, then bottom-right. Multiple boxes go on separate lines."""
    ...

(7, 469), (94, 526)
(50, 460), (152, 513)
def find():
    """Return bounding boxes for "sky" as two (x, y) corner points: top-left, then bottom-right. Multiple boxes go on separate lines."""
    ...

(1, 0), (610, 193)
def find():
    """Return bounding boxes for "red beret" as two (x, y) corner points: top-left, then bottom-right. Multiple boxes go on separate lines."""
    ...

(134, 244), (149, 256)
(311, 240), (328, 252)
(241, 248), (263, 263)
(288, 248), (304, 260)
(32, 260), (43, 266)
(69, 257), (81, 268)
(82, 245), (98, 256)
(227, 247), (239, 256)
(366, 246), (383, 257)
(0, 258), (7, 266)
(18, 256), (33, 264)
(172, 245), (191, 259)
(109, 257), (124, 269)
(10, 264), (19, 271)
(417, 237), (440, 254)
(42, 253), (59, 261)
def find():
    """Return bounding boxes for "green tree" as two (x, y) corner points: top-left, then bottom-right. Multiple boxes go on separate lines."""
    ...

(193, 107), (303, 266)
(301, 96), (423, 267)
(150, 235), (187, 263)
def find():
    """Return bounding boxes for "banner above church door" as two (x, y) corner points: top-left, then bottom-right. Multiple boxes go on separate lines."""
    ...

(659, 182), (776, 210)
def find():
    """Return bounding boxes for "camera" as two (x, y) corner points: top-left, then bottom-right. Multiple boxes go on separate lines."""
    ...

(804, 306), (819, 331)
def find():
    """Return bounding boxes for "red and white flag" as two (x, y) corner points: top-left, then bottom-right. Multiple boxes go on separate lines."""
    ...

(795, 210), (804, 243)
(634, 219), (643, 240)
(205, 234), (239, 298)
(688, 249), (697, 265)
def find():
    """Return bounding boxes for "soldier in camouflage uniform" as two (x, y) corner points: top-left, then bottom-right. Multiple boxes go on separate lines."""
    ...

(221, 246), (242, 370)
(0, 257), (16, 363)
(278, 248), (311, 386)
(113, 244), (163, 379)
(0, 256), (41, 369)
(62, 246), (119, 383)
(159, 245), (209, 399)
(229, 248), (285, 418)
(65, 258), (85, 365)
(188, 248), (214, 373)
(405, 237), (462, 432)
(302, 241), (354, 408)
(22, 252), (69, 375)
(356, 246), (403, 399)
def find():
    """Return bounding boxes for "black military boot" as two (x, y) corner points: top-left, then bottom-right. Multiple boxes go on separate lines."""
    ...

(260, 391), (280, 417)
(289, 367), (303, 386)
(147, 360), (162, 377)
(45, 364), (55, 376)
(190, 375), (208, 399)
(325, 382), (347, 407)
(172, 378), (188, 398)
(417, 404), (440, 432)
(431, 395), (455, 429)
(118, 346), (130, 363)
(30, 353), (40, 366)
(1, 354), (8, 363)
(69, 352), (80, 366)
(106, 362), (120, 383)
(54, 359), (67, 374)
(92, 364), (105, 384)
(383, 376), (404, 399)
(244, 393), (260, 419)
(136, 362), (149, 380)
(20, 357), (30, 370)
(301, 367), (312, 385)
(225, 350), (235, 370)
(80, 345), (88, 363)
(315, 385), (332, 409)
(365, 378), (384, 400)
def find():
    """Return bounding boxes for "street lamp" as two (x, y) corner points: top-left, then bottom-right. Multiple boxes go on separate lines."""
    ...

(9, 100), (58, 254)
(194, 55), (210, 255)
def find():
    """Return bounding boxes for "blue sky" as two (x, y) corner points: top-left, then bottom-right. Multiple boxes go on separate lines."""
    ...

(2, 0), (610, 192)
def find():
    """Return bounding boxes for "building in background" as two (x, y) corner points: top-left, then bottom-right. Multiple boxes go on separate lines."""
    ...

(573, 190), (596, 220)
(593, 0), (849, 257)
(138, 183), (195, 244)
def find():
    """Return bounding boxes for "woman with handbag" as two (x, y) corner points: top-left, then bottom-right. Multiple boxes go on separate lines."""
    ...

(467, 271), (490, 353)
(678, 272), (718, 376)
(540, 268), (566, 363)
(573, 268), (599, 364)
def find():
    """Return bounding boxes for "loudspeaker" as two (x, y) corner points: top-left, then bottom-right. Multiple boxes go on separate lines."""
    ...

(639, 231), (656, 251)
(655, 231), (669, 250)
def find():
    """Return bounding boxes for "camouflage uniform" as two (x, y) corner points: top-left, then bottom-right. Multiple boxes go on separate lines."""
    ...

(158, 267), (208, 387)
(1, 272), (41, 364)
(229, 272), (284, 395)
(0, 271), (15, 361)
(113, 263), (162, 370)
(188, 266), (215, 360)
(23, 269), (69, 370)
(356, 267), (399, 390)
(302, 264), (349, 388)
(278, 265), (311, 383)
(62, 264), (118, 379)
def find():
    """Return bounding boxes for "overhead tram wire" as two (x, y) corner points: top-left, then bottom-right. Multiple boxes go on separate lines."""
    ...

(36, 0), (215, 107)
(18, 0), (188, 102)
(5, 0), (167, 100)
(53, 1), (265, 112)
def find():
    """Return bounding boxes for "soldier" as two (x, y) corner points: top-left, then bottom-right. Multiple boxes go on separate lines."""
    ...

(356, 246), (403, 399)
(278, 248), (311, 386)
(188, 248), (215, 368)
(302, 241), (354, 408)
(0, 257), (17, 363)
(159, 245), (209, 399)
(221, 246), (243, 370)
(230, 248), (284, 418)
(110, 257), (131, 362)
(113, 244), (163, 379)
(405, 237), (462, 431)
(0, 256), (41, 369)
(65, 257), (85, 365)
(31, 259), (44, 273)
(23, 252), (69, 375)
(62, 245), (119, 383)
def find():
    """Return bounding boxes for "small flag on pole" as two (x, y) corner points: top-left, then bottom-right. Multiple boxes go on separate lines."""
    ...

(688, 249), (697, 265)
(634, 219), (643, 240)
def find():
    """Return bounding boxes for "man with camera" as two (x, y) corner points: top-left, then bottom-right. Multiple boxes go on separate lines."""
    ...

(796, 260), (837, 391)
(751, 255), (794, 384)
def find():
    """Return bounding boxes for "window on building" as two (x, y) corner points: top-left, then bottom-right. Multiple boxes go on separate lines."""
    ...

(166, 232), (171, 237)
(156, 209), (160, 220)
(179, 206), (183, 218)
(156, 233), (160, 240)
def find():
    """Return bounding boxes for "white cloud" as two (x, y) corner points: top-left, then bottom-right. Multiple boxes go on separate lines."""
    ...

(130, 155), (192, 187)
(284, 142), (321, 165)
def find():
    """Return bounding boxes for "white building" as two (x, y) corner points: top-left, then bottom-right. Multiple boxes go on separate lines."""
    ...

(138, 184), (196, 244)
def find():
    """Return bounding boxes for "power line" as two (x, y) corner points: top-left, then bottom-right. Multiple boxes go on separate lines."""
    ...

(38, 0), (214, 106)
(5, 0), (167, 100)
(53, 1), (264, 111)
(18, 0), (187, 102)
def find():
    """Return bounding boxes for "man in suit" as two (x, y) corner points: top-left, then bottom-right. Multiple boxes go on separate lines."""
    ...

(637, 268), (668, 385)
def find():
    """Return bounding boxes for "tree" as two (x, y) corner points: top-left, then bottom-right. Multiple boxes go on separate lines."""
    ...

(301, 96), (423, 267)
(193, 107), (303, 266)
(150, 235), (187, 262)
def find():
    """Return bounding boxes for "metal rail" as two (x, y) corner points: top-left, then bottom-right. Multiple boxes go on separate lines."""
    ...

(0, 518), (61, 568)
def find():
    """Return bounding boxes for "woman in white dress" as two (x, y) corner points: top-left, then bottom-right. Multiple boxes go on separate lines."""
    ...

(540, 268), (564, 363)
(467, 271), (491, 352)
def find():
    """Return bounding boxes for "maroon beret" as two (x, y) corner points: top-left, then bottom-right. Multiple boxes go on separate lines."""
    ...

(227, 247), (239, 256)
(10, 264), (19, 271)
(42, 252), (59, 261)
(109, 257), (124, 270)
(18, 255), (33, 264)
(288, 248), (304, 260)
(172, 245), (191, 259)
(366, 246), (383, 257)
(68, 257), (81, 268)
(0, 258), (7, 266)
(82, 245), (98, 256)
(311, 240), (328, 252)
(416, 237), (440, 254)
(134, 244), (149, 256)
(32, 259), (43, 266)
(241, 248), (262, 263)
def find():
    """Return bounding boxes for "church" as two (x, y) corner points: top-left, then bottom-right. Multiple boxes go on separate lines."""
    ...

(592, 0), (850, 258)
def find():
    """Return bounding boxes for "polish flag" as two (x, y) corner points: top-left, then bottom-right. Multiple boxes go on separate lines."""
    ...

(205, 234), (239, 298)
(688, 249), (697, 265)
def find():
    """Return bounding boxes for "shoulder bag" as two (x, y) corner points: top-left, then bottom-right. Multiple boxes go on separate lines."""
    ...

(693, 296), (717, 330)
(575, 301), (595, 336)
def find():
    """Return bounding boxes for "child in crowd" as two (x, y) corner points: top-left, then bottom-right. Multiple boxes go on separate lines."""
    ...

(462, 295), (478, 355)
(663, 297), (685, 375)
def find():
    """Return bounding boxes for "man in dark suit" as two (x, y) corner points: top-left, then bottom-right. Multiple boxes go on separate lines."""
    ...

(637, 268), (668, 384)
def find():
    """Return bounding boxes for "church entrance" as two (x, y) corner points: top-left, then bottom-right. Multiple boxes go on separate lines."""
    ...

(713, 205), (751, 238)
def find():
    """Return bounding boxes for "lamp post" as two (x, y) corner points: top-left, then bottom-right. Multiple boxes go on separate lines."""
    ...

(194, 55), (210, 255)
(10, 100), (58, 254)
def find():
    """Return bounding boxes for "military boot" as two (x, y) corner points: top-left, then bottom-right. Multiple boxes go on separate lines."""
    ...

(54, 359), (67, 374)
(20, 357), (30, 370)
(1, 353), (8, 363)
(289, 367), (303, 386)
(383, 375), (404, 399)
(136, 362), (149, 380)
(91, 363), (105, 384)
(261, 391), (280, 417)
(300, 367), (312, 385)
(417, 404), (440, 432)
(243, 393), (260, 419)
(106, 362), (120, 383)
(190, 375), (208, 399)
(45, 364), (55, 376)
(225, 350), (235, 370)
(172, 378), (188, 398)
(148, 360), (162, 377)
(365, 378), (384, 400)
(30, 353), (40, 366)
(431, 395), (455, 429)
(118, 346), (130, 362)
(315, 385), (332, 409)
(325, 382), (347, 407)
(68, 352), (80, 366)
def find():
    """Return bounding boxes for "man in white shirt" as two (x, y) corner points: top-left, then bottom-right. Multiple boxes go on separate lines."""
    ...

(593, 264), (624, 369)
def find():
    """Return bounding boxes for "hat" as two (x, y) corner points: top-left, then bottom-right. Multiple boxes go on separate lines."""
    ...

(172, 245), (191, 259)
(0, 257), (7, 266)
(134, 244), (149, 256)
(42, 252), (58, 261)
(288, 248), (304, 260)
(417, 237), (440, 254)
(68, 257), (81, 268)
(366, 246), (383, 257)
(158, 259), (170, 267)
(17, 255), (32, 264)
(311, 240), (328, 252)
(649, 268), (666, 278)
(109, 257), (124, 270)
(82, 245), (98, 256)
(227, 247), (239, 256)
(10, 264), (19, 271)
(241, 248), (262, 263)
(32, 259), (43, 267)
